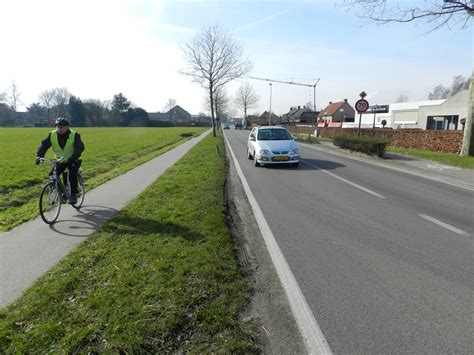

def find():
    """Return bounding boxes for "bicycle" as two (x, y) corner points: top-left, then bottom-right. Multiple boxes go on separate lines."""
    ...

(38, 158), (85, 224)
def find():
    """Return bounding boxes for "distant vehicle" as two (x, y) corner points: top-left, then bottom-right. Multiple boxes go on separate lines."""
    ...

(247, 126), (300, 167)
(223, 123), (230, 129)
(234, 121), (243, 129)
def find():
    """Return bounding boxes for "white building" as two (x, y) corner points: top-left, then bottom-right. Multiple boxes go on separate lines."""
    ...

(343, 89), (468, 130)
(418, 89), (469, 130)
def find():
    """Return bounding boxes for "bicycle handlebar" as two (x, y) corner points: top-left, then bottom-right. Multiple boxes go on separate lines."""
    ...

(39, 157), (67, 164)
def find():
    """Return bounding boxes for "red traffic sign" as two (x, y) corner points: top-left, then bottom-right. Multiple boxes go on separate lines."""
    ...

(355, 99), (369, 113)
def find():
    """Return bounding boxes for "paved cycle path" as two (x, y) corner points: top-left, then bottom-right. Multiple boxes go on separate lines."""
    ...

(0, 130), (210, 308)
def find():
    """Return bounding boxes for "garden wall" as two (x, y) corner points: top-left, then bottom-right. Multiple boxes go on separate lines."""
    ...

(287, 125), (463, 154)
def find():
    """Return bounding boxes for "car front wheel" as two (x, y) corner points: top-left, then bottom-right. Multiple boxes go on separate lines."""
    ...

(254, 155), (260, 167)
(247, 148), (253, 160)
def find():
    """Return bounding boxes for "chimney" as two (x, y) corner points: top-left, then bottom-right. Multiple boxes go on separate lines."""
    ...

(344, 99), (348, 103)
(329, 102), (332, 105)
(298, 105), (301, 109)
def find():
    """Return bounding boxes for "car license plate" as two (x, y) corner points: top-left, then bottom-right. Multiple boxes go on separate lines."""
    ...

(274, 156), (289, 161)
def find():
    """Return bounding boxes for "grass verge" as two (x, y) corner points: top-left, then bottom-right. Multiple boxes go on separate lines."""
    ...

(0, 133), (257, 353)
(292, 132), (320, 144)
(386, 146), (474, 169)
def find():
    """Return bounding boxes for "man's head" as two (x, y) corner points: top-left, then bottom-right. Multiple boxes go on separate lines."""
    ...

(55, 117), (70, 134)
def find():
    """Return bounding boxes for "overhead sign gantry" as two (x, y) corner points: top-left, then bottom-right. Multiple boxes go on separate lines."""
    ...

(249, 76), (320, 111)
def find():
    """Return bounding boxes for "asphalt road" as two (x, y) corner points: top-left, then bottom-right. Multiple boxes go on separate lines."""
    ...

(224, 129), (473, 354)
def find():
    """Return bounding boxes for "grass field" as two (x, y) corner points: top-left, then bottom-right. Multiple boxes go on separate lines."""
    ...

(0, 127), (207, 232)
(0, 133), (257, 352)
(385, 146), (474, 169)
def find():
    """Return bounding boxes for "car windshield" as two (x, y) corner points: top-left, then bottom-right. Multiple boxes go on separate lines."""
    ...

(257, 128), (292, 141)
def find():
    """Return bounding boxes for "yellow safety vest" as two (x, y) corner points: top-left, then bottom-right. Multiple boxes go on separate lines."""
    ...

(50, 130), (76, 159)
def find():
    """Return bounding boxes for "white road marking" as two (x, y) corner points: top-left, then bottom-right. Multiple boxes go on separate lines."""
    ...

(224, 134), (332, 355)
(301, 143), (474, 192)
(426, 163), (461, 171)
(302, 160), (386, 199)
(419, 214), (470, 236)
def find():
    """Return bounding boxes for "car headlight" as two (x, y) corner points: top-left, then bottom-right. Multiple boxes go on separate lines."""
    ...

(260, 149), (271, 155)
(289, 148), (299, 155)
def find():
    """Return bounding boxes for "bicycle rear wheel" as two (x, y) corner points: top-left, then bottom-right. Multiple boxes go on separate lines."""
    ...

(39, 182), (61, 224)
(72, 174), (85, 209)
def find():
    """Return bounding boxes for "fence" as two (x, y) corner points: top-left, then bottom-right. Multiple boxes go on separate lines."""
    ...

(288, 126), (464, 154)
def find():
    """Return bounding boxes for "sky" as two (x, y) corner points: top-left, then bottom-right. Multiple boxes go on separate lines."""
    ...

(0, 0), (472, 116)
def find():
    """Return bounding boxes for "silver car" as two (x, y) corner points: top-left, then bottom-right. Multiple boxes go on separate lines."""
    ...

(247, 126), (300, 167)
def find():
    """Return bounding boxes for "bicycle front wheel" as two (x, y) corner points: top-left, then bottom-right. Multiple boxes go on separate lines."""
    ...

(72, 175), (85, 209)
(39, 182), (62, 224)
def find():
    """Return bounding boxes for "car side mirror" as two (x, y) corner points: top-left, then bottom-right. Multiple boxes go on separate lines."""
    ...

(250, 135), (256, 141)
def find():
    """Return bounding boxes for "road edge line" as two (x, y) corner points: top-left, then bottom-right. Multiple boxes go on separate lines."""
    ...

(301, 143), (474, 192)
(224, 133), (332, 355)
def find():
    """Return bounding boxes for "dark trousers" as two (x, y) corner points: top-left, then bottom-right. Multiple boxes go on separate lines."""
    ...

(51, 160), (81, 194)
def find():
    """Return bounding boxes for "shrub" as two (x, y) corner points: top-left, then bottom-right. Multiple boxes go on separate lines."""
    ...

(292, 133), (319, 144)
(333, 134), (388, 156)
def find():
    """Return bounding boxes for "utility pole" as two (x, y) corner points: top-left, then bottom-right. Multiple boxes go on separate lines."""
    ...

(372, 105), (379, 129)
(313, 79), (320, 111)
(269, 83), (272, 126)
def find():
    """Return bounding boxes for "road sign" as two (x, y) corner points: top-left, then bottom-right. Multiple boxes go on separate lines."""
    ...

(368, 105), (389, 114)
(355, 99), (369, 113)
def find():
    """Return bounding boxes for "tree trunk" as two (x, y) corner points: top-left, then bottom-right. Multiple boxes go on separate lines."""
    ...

(244, 106), (248, 128)
(215, 100), (219, 129)
(460, 72), (473, 156)
(209, 87), (216, 137)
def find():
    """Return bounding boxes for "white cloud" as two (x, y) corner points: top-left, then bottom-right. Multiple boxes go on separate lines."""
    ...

(233, 9), (290, 33)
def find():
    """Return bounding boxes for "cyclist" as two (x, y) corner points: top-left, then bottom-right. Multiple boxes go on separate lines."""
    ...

(36, 117), (85, 204)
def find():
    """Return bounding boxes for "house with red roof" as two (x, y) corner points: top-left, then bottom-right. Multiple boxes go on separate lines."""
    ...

(317, 99), (355, 127)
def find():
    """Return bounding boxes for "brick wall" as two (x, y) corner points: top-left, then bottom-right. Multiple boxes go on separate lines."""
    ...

(288, 126), (463, 154)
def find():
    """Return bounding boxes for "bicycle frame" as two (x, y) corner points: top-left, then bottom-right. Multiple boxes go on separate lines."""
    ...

(47, 159), (71, 202)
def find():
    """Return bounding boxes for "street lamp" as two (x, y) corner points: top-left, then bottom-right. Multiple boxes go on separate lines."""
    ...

(313, 79), (320, 112)
(269, 83), (272, 126)
(372, 104), (379, 129)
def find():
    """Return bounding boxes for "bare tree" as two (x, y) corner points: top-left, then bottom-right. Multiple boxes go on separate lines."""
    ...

(303, 101), (313, 110)
(50, 87), (71, 118)
(204, 86), (230, 124)
(234, 82), (259, 124)
(39, 89), (55, 123)
(164, 98), (177, 123)
(214, 87), (230, 122)
(428, 75), (470, 100)
(395, 93), (409, 103)
(5, 81), (22, 113)
(341, 2), (473, 155)
(181, 24), (252, 136)
(428, 84), (451, 100)
(340, 0), (473, 31)
(450, 75), (470, 96)
(83, 99), (107, 126)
